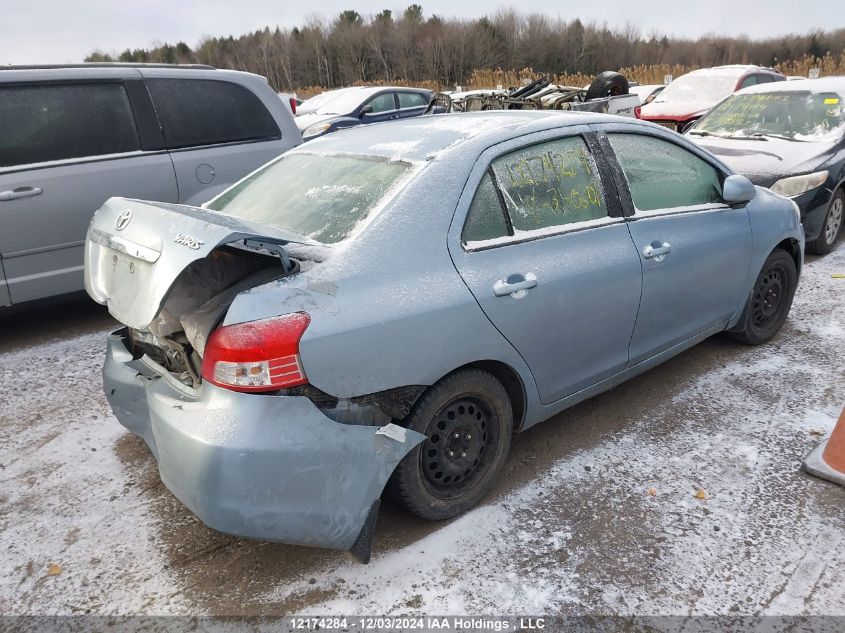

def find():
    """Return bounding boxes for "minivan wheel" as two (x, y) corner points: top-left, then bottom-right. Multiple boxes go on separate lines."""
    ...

(729, 249), (797, 345)
(807, 189), (844, 255)
(388, 369), (512, 520)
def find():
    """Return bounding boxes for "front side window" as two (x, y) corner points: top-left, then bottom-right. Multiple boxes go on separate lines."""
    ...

(740, 75), (758, 89)
(398, 92), (427, 109)
(0, 83), (139, 168)
(208, 153), (412, 244)
(490, 136), (608, 232)
(607, 133), (723, 211)
(366, 93), (396, 114)
(145, 79), (280, 149)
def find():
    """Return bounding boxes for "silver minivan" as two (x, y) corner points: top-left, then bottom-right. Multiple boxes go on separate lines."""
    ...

(0, 63), (302, 306)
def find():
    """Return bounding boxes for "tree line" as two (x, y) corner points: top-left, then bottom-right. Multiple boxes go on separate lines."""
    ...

(85, 6), (845, 93)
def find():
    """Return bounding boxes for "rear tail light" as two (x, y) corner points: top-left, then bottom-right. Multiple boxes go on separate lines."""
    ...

(201, 312), (310, 392)
(634, 105), (642, 119)
(289, 97), (297, 115)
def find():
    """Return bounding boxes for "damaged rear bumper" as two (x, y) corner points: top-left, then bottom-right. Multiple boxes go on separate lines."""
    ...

(103, 328), (425, 560)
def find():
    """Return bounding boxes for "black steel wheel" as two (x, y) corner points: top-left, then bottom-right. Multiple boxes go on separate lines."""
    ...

(807, 188), (844, 255)
(730, 248), (797, 345)
(388, 369), (513, 520)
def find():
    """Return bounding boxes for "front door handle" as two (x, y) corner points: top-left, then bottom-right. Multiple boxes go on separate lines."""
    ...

(0, 186), (43, 201)
(642, 241), (671, 260)
(493, 272), (538, 297)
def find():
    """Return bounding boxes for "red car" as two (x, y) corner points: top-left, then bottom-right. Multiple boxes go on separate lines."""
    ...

(638, 65), (785, 132)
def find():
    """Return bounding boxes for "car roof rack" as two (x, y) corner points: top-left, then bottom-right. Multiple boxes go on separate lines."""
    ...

(0, 63), (216, 71)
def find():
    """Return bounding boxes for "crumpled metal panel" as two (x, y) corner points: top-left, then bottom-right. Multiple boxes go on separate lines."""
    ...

(84, 197), (315, 330)
(103, 330), (425, 552)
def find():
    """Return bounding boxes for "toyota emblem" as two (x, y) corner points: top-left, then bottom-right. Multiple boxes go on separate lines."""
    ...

(115, 209), (133, 231)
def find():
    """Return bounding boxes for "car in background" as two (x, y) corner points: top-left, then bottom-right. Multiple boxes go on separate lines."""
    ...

(639, 65), (785, 132)
(687, 77), (845, 254)
(0, 63), (302, 308)
(86, 111), (802, 560)
(629, 83), (665, 105)
(295, 86), (433, 140)
(296, 86), (358, 116)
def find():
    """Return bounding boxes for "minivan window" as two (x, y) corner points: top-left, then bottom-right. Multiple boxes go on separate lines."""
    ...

(490, 136), (609, 232)
(145, 79), (280, 149)
(0, 83), (139, 168)
(208, 153), (412, 244)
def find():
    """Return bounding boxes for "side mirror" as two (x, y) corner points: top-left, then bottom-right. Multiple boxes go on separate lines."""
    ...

(723, 174), (756, 205)
(360, 104), (374, 117)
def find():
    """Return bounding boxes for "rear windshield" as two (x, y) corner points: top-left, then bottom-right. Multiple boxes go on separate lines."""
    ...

(208, 153), (413, 244)
(693, 91), (845, 141)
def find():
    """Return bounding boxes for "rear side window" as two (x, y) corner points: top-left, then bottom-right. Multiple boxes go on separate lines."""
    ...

(398, 92), (427, 109)
(490, 136), (608, 232)
(608, 133), (722, 211)
(0, 83), (139, 168)
(145, 79), (280, 149)
(462, 172), (509, 243)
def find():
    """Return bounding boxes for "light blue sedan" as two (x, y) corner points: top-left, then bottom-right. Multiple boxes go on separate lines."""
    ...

(84, 111), (803, 561)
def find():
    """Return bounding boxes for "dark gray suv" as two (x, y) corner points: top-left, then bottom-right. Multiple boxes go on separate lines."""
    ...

(0, 64), (302, 306)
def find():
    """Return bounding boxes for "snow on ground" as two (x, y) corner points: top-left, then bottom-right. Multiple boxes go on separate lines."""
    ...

(0, 331), (188, 615)
(0, 244), (843, 616)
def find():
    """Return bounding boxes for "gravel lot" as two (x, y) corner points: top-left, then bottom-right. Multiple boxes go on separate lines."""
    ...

(1, 244), (843, 617)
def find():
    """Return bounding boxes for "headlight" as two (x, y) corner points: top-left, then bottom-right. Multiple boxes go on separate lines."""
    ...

(302, 122), (332, 138)
(770, 170), (829, 197)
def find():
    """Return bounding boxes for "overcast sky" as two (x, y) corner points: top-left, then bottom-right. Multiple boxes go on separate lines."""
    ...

(1, 0), (840, 65)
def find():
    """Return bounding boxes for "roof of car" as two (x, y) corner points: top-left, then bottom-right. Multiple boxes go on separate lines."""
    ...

(686, 65), (779, 77)
(736, 76), (845, 95)
(0, 64), (264, 83)
(318, 85), (430, 96)
(0, 63), (215, 71)
(293, 111), (627, 162)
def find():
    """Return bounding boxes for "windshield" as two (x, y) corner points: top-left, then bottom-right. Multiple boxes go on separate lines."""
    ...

(297, 88), (355, 116)
(208, 153), (413, 244)
(655, 74), (739, 104)
(694, 91), (845, 142)
(314, 90), (378, 115)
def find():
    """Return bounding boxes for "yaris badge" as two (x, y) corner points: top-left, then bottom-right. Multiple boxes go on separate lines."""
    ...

(115, 209), (132, 231)
(174, 233), (204, 250)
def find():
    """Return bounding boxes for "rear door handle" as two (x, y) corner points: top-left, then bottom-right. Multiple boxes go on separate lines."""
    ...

(493, 272), (538, 297)
(642, 241), (671, 259)
(0, 186), (43, 201)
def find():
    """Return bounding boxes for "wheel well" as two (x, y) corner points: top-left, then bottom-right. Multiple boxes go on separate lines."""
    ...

(459, 360), (527, 431)
(775, 238), (802, 275)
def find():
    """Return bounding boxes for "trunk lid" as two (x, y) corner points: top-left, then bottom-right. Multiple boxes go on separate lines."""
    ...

(85, 197), (314, 329)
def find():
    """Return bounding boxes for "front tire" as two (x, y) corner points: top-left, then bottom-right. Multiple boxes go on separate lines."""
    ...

(388, 369), (513, 520)
(729, 249), (797, 345)
(807, 188), (844, 255)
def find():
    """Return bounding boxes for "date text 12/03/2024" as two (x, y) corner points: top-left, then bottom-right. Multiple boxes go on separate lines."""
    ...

(287, 616), (547, 630)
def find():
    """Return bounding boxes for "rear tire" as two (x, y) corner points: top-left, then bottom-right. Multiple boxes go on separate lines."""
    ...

(729, 249), (797, 345)
(388, 369), (512, 520)
(807, 189), (844, 255)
